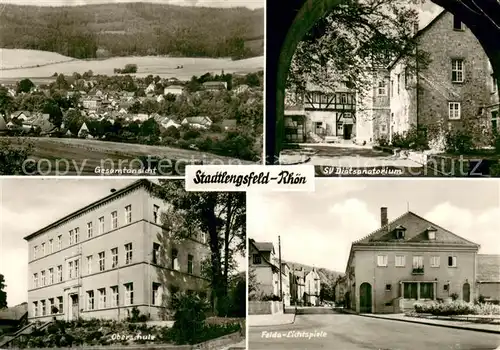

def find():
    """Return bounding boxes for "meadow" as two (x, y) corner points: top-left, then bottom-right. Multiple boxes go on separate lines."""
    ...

(6, 137), (253, 176)
(0, 49), (264, 81)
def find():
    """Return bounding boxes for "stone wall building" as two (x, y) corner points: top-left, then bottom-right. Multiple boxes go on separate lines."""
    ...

(389, 10), (493, 149)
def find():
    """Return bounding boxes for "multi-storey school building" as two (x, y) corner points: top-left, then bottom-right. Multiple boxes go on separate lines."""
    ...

(25, 180), (209, 322)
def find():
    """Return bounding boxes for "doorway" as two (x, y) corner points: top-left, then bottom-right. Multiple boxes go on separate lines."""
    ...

(343, 124), (353, 140)
(462, 283), (470, 302)
(359, 282), (372, 313)
(68, 294), (79, 320)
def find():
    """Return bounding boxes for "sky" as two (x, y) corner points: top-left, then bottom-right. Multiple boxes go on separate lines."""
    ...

(0, 0), (263, 9)
(248, 179), (500, 275)
(0, 178), (245, 307)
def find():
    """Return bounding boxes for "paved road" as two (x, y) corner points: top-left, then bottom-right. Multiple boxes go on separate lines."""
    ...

(249, 313), (500, 350)
(280, 145), (441, 176)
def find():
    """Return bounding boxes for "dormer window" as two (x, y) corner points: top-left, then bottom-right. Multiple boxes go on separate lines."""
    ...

(394, 225), (406, 240)
(427, 227), (437, 240)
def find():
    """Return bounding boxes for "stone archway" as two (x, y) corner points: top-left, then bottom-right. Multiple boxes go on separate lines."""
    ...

(268, 0), (500, 162)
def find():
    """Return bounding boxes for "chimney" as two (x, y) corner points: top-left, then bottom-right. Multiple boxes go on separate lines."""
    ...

(381, 207), (388, 228)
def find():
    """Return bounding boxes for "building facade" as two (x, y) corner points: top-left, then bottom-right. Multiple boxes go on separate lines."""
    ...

(476, 254), (500, 303)
(345, 207), (479, 314)
(333, 275), (347, 307)
(26, 180), (209, 322)
(389, 11), (493, 149)
(249, 240), (279, 298)
(304, 268), (321, 306)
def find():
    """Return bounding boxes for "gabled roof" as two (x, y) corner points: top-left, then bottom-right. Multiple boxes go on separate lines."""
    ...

(165, 85), (184, 90)
(353, 211), (479, 247)
(183, 116), (212, 125)
(0, 303), (28, 321)
(387, 9), (447, 69)
(249, 239), (278, 272)
(477, 254), (500, 282)
(254, 241), (275, 253)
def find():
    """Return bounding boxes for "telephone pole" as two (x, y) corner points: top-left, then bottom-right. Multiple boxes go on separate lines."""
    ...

(278, 236), (283, 307)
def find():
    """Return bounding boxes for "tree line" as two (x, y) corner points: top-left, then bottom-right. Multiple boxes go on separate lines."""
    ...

(0, 3), (263, 59)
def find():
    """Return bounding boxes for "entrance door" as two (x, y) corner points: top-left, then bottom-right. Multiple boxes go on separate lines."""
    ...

(343, 124), (353, 140)
(359, 282), (372, 313)
(463, 283), (471, 302)
(69, 294), (79, 320)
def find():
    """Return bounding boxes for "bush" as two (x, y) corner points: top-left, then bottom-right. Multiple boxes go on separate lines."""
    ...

(390, 126), (429, 150)
(376, 137), (389, 147)
(169, 292), (209, 344)
(493, 133), (500, 154)
(163, 126), (181, 139)
(414, 300), (500, 316)
(445, 129), (474, 154)
(450, 293), (459, 301)
(260, 294), (281, 302)
(115, 64), (138, 74)
(183, 129), (201, 140)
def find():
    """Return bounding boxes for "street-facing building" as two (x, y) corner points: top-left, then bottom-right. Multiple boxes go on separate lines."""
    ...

(26, 180), (209, 322)
(304, 268), (321, 306)
(345, 207), (479, 313)
(249, 240), (279, 298)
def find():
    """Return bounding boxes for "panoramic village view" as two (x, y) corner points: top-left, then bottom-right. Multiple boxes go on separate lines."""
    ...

(0, 179), (247, 349)
(280, 1), (500, 176)
(247, 180), (500, 349)
(0, 0), (264, 175)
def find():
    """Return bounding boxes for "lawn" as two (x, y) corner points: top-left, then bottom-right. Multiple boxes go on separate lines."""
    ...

(4, 137), (253, 176)
(0, 49), (264, 81)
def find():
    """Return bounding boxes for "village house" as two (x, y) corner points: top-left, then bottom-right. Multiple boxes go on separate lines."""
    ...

(25, 180), (209, 322)
(345, 207), (479, 314)
(82, 97), (101, 111)
(10, 111), (31, 121)
(281, 263), (291, 306)
(389, 11), (493, 149)
(145, 83), (156, 94)
(290, 267), (306, 305)
(333, 275), (347, 306)
(221, 119), (238, 131)
(234, 84), (250, 94)
(78, 122), (91, 138)
(304, 268), (321, 306)
(284, 80), (357, 143)
(249, 239), (279, 298)
(476, 254), (500, 304)
(164, 85), (185, 96)
(181, 116), (212, 129)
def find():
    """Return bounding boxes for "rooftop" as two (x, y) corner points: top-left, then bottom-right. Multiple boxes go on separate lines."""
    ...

(23, 180), (156, 241)
(477, 254), (500, 282)
(354, 211), (479, 248)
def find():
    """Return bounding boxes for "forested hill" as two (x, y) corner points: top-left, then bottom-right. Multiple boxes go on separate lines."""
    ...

(0, 3), (264, 59)
(284, 261), (342, 285)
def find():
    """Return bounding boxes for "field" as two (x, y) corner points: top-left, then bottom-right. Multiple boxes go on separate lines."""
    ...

(0, 49), (75, 70)
(5, 137), (254, 176)
(0, 49), (264, 81)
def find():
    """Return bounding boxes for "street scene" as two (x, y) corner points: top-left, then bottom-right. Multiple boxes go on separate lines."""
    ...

(278, 1), (500, 176)
(0, 179), (246, 349)
(0, 0), (264, 176)
(247, 180), (500, 349)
